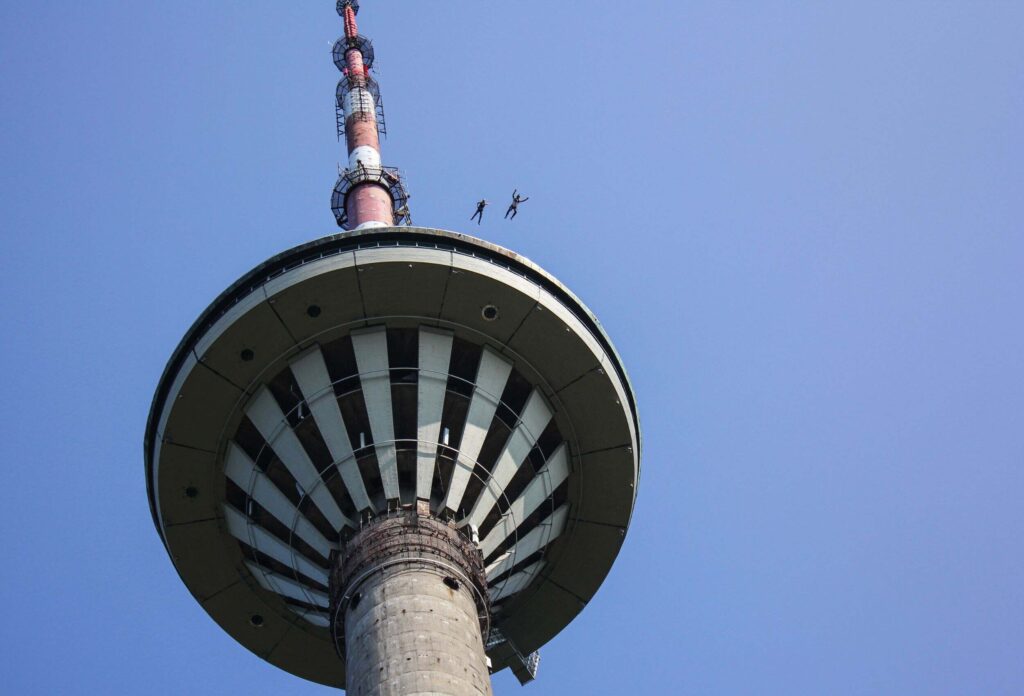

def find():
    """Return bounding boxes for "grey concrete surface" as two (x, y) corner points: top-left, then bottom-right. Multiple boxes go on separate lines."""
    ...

(344, 566), (493, 696)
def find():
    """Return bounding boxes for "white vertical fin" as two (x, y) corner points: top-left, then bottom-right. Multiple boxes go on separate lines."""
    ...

(465, 389), (553, 530)
(290, 348), (375, 513)
(417, 328), (454, 501)
(224, 443), (337, 559)
(480, 443), (568, 558)
(351, 328), (399, 501)
(444, 347), (513, 515)
(295, 610), (331, 628)
(245, 562), (329, 608)
(491, 561), (545, 602)
(485, 504), (569, 581)
(246, 388), (350, 532)
(223, 505), (329, 584)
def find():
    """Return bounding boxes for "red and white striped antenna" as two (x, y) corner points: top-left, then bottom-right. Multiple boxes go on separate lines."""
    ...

(331, 0), (411, 229)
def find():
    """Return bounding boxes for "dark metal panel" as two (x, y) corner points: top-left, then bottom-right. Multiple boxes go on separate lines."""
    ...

(572, 445), (637, 528)
(200, 580), (297, 664)
(557, 370), (634, 454)
(505, 306), (601, 393)
(197, 300), (298, 394)
(440, 256), (538, 345)
(264, 621), (343, 689)
(164, 519), (244, 602)
(264, 253), (366, 345)
(156, 442), (218, 527)
(499, 579), (583, 656)
(544, 521), (625, 604)
(355, 248), (451, 320)
(161, 364), (243, 452)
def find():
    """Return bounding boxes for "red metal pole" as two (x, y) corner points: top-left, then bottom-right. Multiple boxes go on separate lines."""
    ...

(338, 2), (394, 228)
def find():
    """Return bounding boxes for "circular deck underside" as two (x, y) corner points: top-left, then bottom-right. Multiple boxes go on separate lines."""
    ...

(145, 227), (640, 687)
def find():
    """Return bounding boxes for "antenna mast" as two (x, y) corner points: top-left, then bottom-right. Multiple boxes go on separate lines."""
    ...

(331, 0), (410, 229)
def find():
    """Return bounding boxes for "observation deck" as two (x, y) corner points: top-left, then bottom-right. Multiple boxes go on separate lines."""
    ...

(145, 227), (640, 687)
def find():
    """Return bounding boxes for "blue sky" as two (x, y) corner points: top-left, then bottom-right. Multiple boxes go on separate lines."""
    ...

(2, 1), (1022, 693)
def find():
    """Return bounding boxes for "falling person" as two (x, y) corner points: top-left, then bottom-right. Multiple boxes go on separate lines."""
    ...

(505, 189), (529, 219)
(471, 199), (488, 225)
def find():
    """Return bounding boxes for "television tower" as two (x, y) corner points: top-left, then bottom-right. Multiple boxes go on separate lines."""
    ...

(145, 2), (640, 694)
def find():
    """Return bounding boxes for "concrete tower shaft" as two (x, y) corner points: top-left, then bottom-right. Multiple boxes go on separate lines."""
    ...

(331, 512), (493, 695)
(145, 3), (640, 692)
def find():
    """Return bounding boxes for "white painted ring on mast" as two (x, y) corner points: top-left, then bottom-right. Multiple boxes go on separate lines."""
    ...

(342, 88), (376, 119)
(349, 146), (381, 170)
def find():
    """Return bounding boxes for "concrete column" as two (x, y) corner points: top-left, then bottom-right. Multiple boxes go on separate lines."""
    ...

(331, 513), (493, 696)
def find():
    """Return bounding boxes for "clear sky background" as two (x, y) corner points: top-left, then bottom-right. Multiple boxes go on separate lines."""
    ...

(2, 1), (1022, 694)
